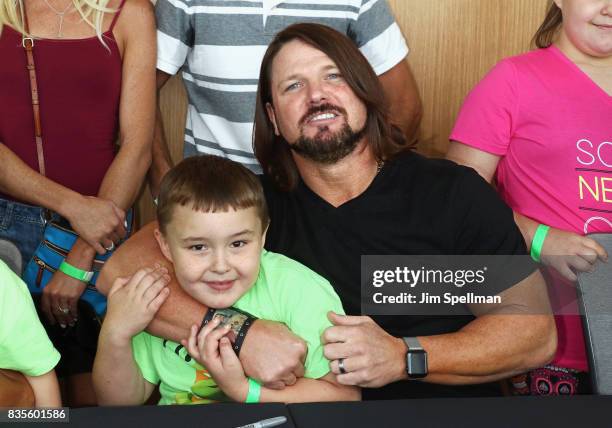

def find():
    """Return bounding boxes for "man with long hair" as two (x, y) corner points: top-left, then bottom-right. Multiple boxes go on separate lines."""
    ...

(100, 24), (557, 399)
(148, 0), (422, 195)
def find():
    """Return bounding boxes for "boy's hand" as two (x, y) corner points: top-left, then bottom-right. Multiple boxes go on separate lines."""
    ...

(182, 319), (249, 402)
(104, 265), (170, 343)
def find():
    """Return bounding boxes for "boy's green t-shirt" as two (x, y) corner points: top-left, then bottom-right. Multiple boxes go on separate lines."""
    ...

(131, 250), (344, 405)
(0, 261), (60, 376)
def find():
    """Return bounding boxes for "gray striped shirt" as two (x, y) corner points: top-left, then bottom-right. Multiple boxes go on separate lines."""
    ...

(156, 0), (409, 172)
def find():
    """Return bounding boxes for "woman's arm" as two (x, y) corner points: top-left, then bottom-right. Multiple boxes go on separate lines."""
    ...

(447, 141), (607, 281)
(0, 144), (124, 254)
(41, 0), (157, 327)
(96, 0), (156, 212)
(446, 141), (500, 183)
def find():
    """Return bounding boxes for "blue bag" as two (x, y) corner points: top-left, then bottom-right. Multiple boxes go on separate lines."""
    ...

(22, 211), (133, 316)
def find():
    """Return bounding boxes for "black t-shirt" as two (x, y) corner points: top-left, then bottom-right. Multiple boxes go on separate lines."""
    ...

(261, 151), (535, 399)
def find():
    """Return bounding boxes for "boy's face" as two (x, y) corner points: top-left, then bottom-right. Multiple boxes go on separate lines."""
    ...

(155, 205), (266, 309)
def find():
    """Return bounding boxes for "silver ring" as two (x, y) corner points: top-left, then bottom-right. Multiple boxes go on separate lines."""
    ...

(58, 306), (70, 314)
(105, 242), (115, 252)
(338, 358), (347, 374)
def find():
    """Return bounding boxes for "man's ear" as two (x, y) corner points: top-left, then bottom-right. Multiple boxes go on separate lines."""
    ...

(266, 102), (280, 136)
(154, 228), (174, 263)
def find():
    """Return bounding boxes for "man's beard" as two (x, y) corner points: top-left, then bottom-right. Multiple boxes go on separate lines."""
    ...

(288, 105), (366, 165)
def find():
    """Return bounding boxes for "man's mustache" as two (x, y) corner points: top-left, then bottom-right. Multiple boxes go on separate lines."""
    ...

(299, 103), (347, 126)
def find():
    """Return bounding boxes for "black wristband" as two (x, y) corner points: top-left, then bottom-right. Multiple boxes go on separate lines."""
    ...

(200, 307), (257, 357)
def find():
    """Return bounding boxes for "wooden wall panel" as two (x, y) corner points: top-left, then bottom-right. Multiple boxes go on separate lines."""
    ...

(136, 75), (187, 226)
(389, 0), (548, 156)
(136, 0), (549, 224)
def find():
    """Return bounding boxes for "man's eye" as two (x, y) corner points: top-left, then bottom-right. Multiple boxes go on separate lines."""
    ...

(230, 240), (247, 248)
(285, 82), (301, 92)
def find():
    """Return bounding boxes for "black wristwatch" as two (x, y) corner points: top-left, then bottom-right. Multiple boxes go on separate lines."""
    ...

(403, 337), (428, 379)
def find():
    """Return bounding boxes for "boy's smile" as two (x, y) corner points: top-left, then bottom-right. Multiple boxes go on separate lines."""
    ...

(155, 205), (266, 309)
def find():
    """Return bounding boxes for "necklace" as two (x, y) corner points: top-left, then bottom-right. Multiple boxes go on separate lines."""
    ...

(41, 0), (74, 38)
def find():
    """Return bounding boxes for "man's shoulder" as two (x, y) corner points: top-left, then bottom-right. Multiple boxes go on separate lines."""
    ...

(388, 151), (475, 190)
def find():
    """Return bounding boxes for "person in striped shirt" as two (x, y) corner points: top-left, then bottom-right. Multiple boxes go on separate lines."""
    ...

(149, 0), (422, 195)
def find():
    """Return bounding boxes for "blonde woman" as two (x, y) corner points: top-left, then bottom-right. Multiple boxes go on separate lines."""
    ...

(0, 0), (155, 405)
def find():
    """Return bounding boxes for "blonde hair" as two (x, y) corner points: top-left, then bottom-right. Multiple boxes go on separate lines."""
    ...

(0, 0), (116, 45)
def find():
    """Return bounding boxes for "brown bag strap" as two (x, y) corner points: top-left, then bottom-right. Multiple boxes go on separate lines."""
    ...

(22, 5), (46, 177)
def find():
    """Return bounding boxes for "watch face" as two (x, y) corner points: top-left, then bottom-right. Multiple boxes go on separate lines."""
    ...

(407, 350), (428, 378)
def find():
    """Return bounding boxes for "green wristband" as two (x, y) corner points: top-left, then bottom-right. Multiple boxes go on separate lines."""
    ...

(245, 378), (261, 403)
(530, 224), (550, 263)
(59, 261), (94, 283)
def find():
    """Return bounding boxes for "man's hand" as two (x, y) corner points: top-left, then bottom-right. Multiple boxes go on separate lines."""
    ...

(540, 228), (608, 281)
(323, 312), (407, 388)
(65, 195), (126, 254)
(240, 319), (307, 389)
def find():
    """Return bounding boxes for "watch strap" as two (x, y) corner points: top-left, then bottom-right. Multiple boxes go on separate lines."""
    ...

(403, 336), (423, 351)
(200, 307), (258, 356)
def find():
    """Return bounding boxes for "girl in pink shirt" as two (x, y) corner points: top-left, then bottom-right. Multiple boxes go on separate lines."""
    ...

(448, 0), (611, 395)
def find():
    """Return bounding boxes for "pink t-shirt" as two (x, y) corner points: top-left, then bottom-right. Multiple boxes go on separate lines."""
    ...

(450, 45), (612, 371)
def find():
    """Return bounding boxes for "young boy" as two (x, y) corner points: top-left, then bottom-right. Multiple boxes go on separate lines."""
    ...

(93, 155), (359, 405)
(0, 259), (61, 407)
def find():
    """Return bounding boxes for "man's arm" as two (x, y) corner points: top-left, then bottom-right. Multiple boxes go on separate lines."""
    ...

(182, 321), (359, 403)
(99, 222), (308, 387)
(324, 270), (557, 387)
(148, 70), (175, 198)
(379, 60), (422, 143)
(416, 270), (556, 384)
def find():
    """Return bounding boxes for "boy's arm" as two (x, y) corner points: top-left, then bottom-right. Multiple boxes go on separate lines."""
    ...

(25, 370), (61, 407)
(93, 267), (170, 405)
(258, 373), (360, 403)
(93, 326), (156, 405)
(99, 222), (308, 388)
(184, 322), (359, 403)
